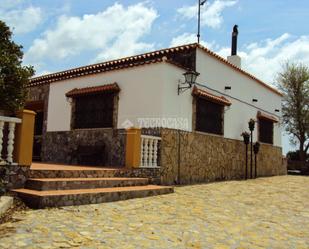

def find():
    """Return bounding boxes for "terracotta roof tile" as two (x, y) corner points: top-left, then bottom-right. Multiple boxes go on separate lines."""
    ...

(192, 86), (232, 106)
(65, 83), (120, 98)
(28, 44), (196, 87)
(257, 111), (279, 123)
(28, 43), (283, 97)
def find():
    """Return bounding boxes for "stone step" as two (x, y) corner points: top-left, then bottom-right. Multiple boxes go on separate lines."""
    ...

(29, 167), (161, 183)
(29, 169), (122, 179)
(26, 177), (149, 191)
(12, 185), (174, 209)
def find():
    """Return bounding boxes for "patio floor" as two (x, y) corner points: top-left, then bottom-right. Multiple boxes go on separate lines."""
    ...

(1, 175), (308, 248)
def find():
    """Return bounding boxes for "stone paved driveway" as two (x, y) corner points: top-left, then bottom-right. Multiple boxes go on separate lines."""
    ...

(0, 175), (308, 249)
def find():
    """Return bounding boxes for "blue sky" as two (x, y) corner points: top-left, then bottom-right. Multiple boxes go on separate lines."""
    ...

(1, 0), (309, 153)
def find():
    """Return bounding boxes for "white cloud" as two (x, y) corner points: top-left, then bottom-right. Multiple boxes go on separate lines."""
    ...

(216, 33), (309, 84)
(177, 0), (237, 29)
(0, 0), (23, 9)
(217, 34), (309, 155)
(25, 3), (158, 65)
(0, 2), (42, 34)
(170, 32), (214, 49)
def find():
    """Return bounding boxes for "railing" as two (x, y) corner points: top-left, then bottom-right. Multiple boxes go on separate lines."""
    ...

(140, 135), (161, 168)
(0, 116), (22, 165)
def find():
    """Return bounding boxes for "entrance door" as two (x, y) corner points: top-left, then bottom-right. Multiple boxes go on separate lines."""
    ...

(25, 101), (44, 162)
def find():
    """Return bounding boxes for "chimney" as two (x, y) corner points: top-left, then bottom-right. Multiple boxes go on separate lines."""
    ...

(227, 25), (241, 68)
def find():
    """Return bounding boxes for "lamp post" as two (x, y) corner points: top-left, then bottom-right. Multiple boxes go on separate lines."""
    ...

(178, 70), (200, 95)
(241, 132), (250, 180)
(253, 142), (260, 178)
(248, 119), (255, 179)
(197, 0), (207, 43)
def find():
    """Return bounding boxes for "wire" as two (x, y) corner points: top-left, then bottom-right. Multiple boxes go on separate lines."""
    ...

(195, 82), (281, 119)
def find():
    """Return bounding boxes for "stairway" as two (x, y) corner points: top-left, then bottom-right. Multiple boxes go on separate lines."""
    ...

(12, 164), (174, 209)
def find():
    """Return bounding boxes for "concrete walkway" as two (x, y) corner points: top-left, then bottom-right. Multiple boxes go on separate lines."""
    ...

(0, 175), (308, 248)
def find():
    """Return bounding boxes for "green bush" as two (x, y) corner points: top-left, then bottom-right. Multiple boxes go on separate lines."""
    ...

(0, 20), (34, 112)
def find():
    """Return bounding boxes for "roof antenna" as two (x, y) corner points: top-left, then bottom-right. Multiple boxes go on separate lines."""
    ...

(197, 0), (207, 44)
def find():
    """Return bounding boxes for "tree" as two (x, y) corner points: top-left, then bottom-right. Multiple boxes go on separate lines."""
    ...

(277, 62), (309, 163)
(0, 20), (34, 113)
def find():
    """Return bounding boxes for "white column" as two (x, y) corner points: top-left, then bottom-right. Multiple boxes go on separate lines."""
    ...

(140, 137), (144, 166)
(6, 122), (16, 164)
(0, 121), (4, 164)
(148, 139), (153, 167)
(143, 138), (149, 167)
(153, 140), (158, 167)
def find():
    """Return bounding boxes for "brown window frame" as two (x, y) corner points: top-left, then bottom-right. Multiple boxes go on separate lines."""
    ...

(195, 97), (224, 135)
(72, 92), (116, 129)
(258, 118), (274, 144)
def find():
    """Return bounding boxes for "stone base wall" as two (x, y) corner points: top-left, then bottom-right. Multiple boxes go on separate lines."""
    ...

(160, 129), (286, 185)
(41, 129), (126, 166)
(1, 165), (30, 192)
(27, 84), (50, 134)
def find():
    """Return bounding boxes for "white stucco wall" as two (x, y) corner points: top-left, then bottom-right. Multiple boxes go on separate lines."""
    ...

(47, 63), (167, 132)
(195, 48), (282, 146)
(47, 49), (282, 147)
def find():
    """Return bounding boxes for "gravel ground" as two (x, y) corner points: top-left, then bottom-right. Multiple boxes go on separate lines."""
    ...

(0, 175), (308, 249)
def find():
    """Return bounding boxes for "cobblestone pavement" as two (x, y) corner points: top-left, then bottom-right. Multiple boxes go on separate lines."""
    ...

(0, 175), (308, 249)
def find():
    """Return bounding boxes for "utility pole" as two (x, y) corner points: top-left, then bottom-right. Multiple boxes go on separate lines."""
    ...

(197, 0), (207, 43)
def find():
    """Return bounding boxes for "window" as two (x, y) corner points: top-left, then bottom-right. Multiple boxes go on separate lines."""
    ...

(196, 98), (224, 135)
(258, 118), (273, 144)
(74, 93), (114, 129)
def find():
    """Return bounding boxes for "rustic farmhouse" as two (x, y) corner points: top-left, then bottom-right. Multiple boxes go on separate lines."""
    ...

(24, 40), (286, 186)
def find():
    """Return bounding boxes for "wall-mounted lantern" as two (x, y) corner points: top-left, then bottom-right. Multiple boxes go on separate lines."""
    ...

(275, 109), (280, 112)
(178, 70), (200, 95)
(225, 86), (231, 90)
(252, 99), (258, 102)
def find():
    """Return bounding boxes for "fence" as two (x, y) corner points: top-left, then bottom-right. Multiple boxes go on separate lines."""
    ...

(0, 115), (22, 165)
(140, 135), (161, 168)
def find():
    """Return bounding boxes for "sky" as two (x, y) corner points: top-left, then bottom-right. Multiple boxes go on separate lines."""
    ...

(1, 0), (309, 154)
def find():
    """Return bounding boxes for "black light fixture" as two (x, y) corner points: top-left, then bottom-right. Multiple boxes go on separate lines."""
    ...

(248, 118), (255, 179)
(178, 70), (200, 95)
(252, 99), (258, 102)
(225, 86), (231, 90)
(275, 109), (280, 112)
(241, 131), (250, 180)
(253, 142), (260, 178)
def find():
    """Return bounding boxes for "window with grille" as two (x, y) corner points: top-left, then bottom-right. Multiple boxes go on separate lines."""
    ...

(74, 93), (114, 129)
(258, 118), (273, 144)
(196, 98), (224, 135)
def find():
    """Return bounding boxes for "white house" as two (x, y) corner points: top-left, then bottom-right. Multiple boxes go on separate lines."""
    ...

(26, 40), (284, 183)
